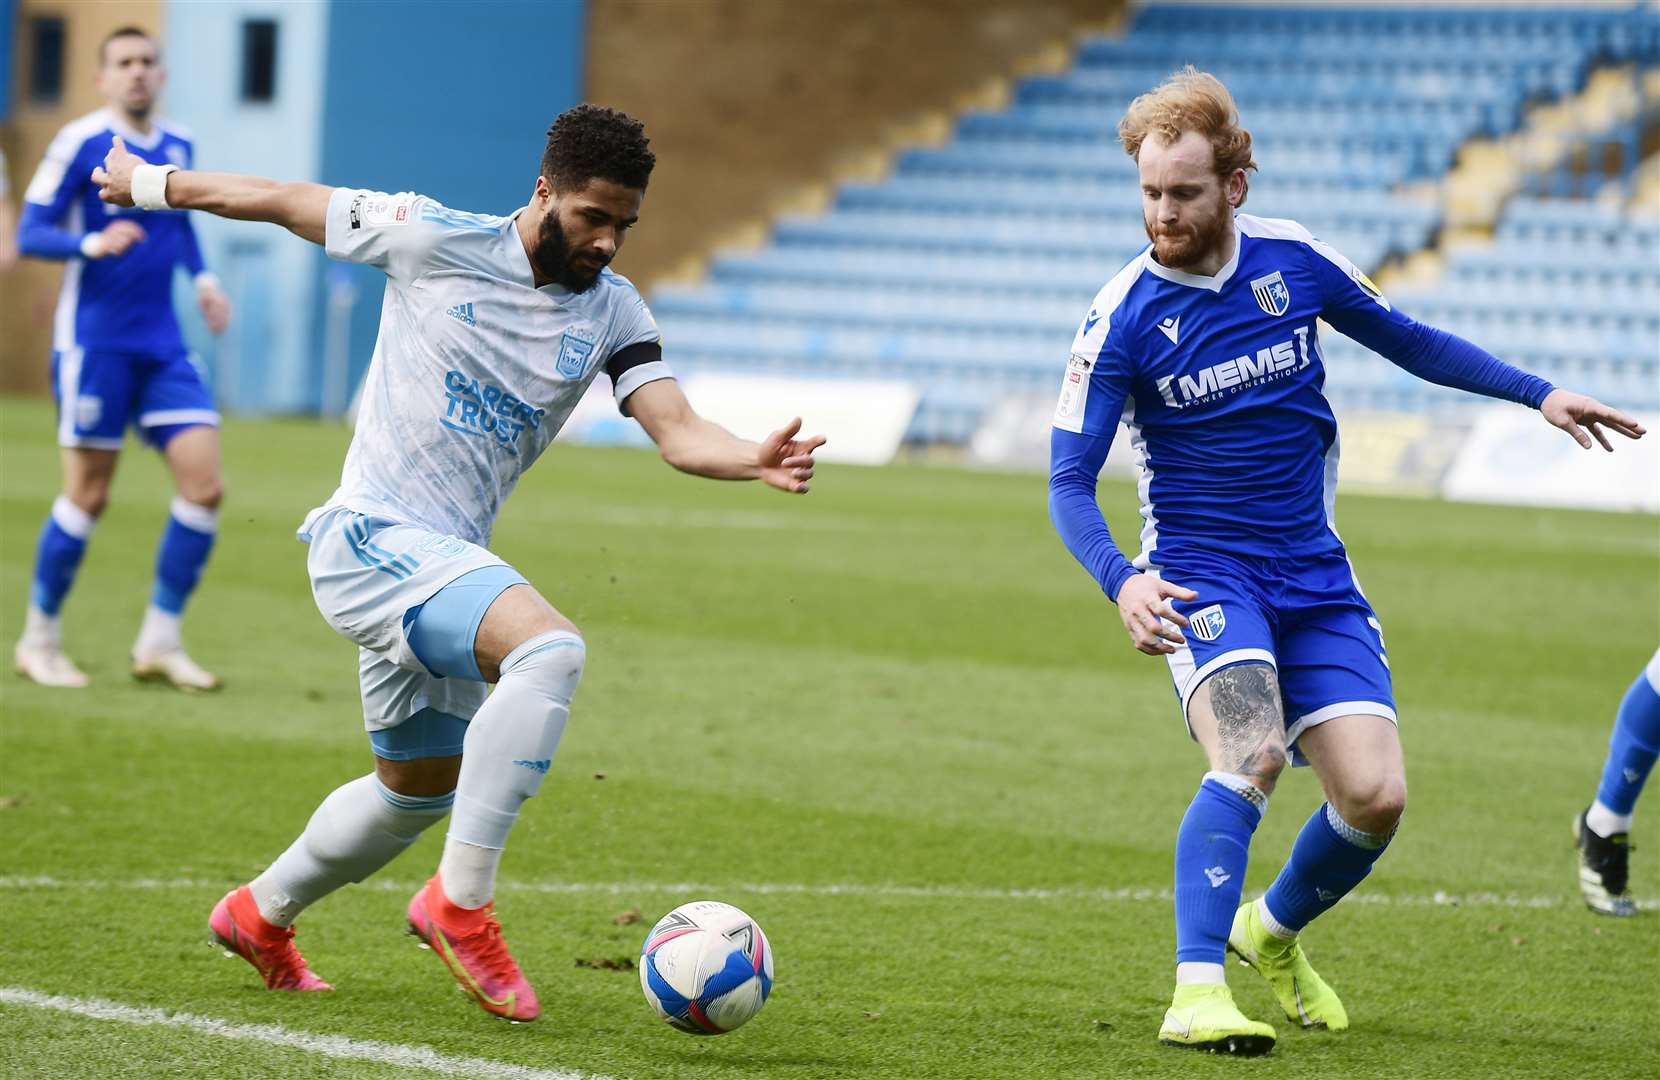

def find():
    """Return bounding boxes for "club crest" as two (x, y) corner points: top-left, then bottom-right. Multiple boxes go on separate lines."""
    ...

(1188, 604), (1227, 642)
(1250, 271), (1291, 317)
(556, 328), (597, 379)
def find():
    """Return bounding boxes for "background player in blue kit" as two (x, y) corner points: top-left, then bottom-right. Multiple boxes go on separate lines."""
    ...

(15, 26), (232, 691)
(1047, 68), (1646, 1056)
(1574, 647), (1660, 917)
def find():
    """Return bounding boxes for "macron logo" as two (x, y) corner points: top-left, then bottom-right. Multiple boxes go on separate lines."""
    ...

(513, 758), (551, 774)
(1157, 315), (1180, 345)
(445, 302), (476, 327)
(1082, 309), (1102, 336)
(1204, 865), (1230, 889)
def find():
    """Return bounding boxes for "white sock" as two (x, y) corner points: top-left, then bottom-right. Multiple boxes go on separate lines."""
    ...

(22, 606), (61, 647)
(1176, 962), (1227, 986)
(439, 839), (502, 909)
(1586, 800), (1634, 839)
(1256, 895), (1297, 941)
(250, 774), (452, 926)
(443, 630), (585, 908)
(135, 605), (183, 654)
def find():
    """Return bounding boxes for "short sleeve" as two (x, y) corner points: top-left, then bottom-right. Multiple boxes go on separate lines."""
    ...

(605, 280), (673, 411)
(1053, 303), (1134, 439)
(23, 125), (89, 210)
(324, 188), (439, 282)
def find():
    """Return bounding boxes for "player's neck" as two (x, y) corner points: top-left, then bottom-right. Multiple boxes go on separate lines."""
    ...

(113, 107), (156, 137)
(514, 212), (553, 289)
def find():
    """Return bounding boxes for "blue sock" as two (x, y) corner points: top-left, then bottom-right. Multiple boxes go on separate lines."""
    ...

(1594, 663), (1660, 818)
(31, 496), (95, 617)
(1262, 803), (1394, 935)
(1174, 772), (1266, 966)
(152, 497), (218, 614)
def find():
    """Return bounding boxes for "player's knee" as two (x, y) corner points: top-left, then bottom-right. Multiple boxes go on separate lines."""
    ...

(502, 630), (586, 704)
(181, 480), (224, 510)
(1239, 741), (1289, 788)
(65, 486), (110, 519)
(1337, 775), (1406, 835)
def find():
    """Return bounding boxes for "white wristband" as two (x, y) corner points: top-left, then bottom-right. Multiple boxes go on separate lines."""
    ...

(131, 163), (179, 211)
(194, 272), (222, 292)
(79, 233), (107, 259)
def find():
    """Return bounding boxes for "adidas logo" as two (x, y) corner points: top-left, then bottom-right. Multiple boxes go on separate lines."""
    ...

(445, 302), (476, 327)
(512, 758), (551, 774)
(1157, 315), (1180, 345)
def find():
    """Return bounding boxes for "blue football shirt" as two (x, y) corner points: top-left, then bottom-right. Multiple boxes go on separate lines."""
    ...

(20, 109), (207, 355)
(1049, 214), (1552, 598)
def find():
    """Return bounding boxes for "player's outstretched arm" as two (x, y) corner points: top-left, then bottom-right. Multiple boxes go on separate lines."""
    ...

(625, 378), (825, 492)
(1539, 388), (1646, 452)
(93, 136), (330, 245)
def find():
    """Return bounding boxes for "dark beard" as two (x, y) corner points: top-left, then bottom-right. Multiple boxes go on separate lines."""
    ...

(1145, 193), (1232, 272)
(531, 213), (607, 292)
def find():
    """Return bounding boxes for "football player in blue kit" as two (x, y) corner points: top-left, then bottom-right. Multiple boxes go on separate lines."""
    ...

(1047, 68), (1645, 1055)
(1573, 647), (1659, 917)
(15, 26), (232, 690)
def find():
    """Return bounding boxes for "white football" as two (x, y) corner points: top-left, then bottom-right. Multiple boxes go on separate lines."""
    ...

(639, 900), (774, 1035)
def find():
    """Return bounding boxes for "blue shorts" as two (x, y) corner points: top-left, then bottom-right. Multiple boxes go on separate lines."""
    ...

(52, 348), (218, 450)
(1154, 547), (1396, 762)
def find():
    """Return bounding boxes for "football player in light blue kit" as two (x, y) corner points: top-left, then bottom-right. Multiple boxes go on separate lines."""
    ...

(95, 104), (825, 1022)
(1574, 647), (1660, 916)
(1047, 69), (1646, 1055)
(15, 26), (232, 691)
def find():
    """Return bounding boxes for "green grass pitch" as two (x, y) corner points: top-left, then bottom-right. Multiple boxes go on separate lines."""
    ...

(1, 395), (1655, 1079)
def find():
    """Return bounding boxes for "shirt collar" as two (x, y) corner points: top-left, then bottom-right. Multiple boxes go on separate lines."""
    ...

(505, 207), (576, 298)
(102, 109), (165, 152)
(1143, 216), (1243, 293)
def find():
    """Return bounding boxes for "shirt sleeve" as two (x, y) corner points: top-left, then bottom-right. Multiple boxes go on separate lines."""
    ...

(324, 188), (441, 283)
(1047, 310), (1140, 602)
(605, 283), (673, 412)
(1306, 237), (1554, 408)
(19, 129), (92, 260)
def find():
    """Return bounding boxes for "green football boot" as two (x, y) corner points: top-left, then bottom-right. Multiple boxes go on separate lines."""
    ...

(1227, 900), (1349, 1030)
(1157, 983), (1277, 1056)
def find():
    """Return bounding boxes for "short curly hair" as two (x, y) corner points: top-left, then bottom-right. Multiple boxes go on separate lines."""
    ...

(541, 104), (656, 193)
(1119, 67), (1256, 201)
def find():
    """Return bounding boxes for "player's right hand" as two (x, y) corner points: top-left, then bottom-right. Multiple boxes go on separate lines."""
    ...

(88, 219), (147, 258)
(1115, 574), (1197, 656)
(91, 134), (143, 208)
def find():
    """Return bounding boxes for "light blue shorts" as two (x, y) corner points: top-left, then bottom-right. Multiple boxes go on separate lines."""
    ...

(302, 506), (527, 757)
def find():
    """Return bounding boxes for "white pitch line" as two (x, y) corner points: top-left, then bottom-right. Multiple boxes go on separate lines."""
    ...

(0, 875), (1652, 910)
(0, 987), (609, 1080)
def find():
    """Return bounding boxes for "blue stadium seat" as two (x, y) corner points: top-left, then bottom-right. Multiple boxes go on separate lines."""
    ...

(653, 2), (1660, 441)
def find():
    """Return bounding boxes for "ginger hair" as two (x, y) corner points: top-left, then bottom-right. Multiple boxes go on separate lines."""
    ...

(1118, 67), (1257, 202)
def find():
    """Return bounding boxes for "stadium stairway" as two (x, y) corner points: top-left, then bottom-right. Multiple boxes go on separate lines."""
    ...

(646, 3), (1659, 446)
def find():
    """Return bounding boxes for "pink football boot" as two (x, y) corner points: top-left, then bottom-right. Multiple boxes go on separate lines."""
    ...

(406, 873), (540, 1021)
(209, 885), (332, 991)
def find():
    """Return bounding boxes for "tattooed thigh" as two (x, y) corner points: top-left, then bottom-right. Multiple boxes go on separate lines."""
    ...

(1197, 662), (1287, 783)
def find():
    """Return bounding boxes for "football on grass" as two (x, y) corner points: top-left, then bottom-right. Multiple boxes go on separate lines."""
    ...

(639, 900), (773, 1034)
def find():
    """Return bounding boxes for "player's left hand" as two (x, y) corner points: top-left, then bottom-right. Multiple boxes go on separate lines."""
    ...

(91, 135), (143, 207)
(1540, 388), (1646, 451)
(757, 417), (827, 493)
(198, 281), (232, 335)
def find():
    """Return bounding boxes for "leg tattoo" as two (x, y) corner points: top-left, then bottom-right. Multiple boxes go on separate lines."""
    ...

(1207, 663), (1287, 786)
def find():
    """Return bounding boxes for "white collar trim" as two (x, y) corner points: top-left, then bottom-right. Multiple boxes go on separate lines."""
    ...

(102, 109), (165, 152)
(1143, 217), (1243, 293)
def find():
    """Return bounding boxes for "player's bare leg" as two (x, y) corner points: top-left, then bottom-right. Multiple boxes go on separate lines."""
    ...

(132, 425), (223, 690)
(1158, 663), (1283, 1055)
(406, 583), (583, 1022)
(16, 448), (118, 688)
(1233, 713), (1404, 1030)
